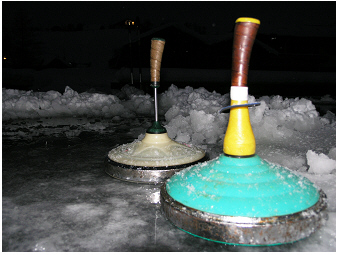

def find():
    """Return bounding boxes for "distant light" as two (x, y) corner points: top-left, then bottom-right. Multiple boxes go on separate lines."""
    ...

(125, 20), (135, 26)
(3, 57), (7, 60)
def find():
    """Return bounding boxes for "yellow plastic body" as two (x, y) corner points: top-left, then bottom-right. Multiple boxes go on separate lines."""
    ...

(235, 17), (261, 24)
(223, 100), (256, 156)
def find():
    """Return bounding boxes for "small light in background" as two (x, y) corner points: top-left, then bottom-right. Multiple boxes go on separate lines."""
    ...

(125, 20), (135, 26)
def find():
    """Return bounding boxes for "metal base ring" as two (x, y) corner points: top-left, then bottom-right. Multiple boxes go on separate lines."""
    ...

(105, 156), (208, 184)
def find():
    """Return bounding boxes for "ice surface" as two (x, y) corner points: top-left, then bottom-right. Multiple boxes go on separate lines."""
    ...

(2, 83), (336, 251)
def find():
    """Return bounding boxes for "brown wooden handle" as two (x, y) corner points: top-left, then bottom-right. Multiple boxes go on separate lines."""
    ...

(150, 38), (166, 84)
(231, 18), (260, 87)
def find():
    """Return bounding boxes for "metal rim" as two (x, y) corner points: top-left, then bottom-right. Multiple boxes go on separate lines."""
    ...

(105, 156), (208, 184)
(160, 183), (328, 246)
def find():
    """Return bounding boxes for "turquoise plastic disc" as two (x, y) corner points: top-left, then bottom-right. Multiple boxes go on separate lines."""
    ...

(166, 154), (320, 218)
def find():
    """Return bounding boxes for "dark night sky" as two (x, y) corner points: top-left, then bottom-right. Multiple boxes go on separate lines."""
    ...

(2, 1), (336, 37)
(1, 1), (336, 97)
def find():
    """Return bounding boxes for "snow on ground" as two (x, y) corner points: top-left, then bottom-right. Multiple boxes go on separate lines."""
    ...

(2, 83), (336, 251)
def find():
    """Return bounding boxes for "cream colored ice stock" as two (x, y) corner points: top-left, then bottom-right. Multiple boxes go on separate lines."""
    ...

(108, 133), (205, 167)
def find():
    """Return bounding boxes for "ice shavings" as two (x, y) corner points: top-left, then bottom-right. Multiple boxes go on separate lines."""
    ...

(3, 84), (332, 144)
(2, 86), (133, 120)
(122, 94), (154, 115)
(162, 85), (228, 145)
(162, 87), (332, 150)
(250, 96), (324, 140)
(306, 150), (336, 174)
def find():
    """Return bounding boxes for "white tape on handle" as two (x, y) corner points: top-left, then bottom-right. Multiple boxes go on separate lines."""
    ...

(230, 86), (248, 100)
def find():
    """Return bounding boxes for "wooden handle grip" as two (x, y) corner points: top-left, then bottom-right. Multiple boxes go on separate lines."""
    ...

(150, 38), (166, 83)
(231, 18), (260, 87)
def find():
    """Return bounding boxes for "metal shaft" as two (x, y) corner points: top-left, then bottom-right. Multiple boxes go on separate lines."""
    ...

(150, 38), (165, 123)
(154, 87), (158, 122)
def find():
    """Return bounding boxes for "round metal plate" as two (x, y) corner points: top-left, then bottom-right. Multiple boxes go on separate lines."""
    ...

(160, 183), (328, 246)
(105, 156), (208, 184)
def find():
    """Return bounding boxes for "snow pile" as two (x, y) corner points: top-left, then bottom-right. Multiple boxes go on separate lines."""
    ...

(160, 85), (229, 145)
(161, 86), (330, 146)
(328, 147), (336, 160)
(3, 84), (334, 148)
(250, 95), (324, 140)
(2, 86), (135, 120)
(320, 94), (335, 103)
(2, 84), (160, 120)
(2, 84), (336, 174)
(119, 84), (146, 100)
(159, 85), (229, 114)
(306, 150), (336, 174)
(123, 94), (154, 115)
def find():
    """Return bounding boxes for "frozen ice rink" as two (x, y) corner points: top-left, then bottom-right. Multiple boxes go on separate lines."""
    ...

(2, 84), (336, 251)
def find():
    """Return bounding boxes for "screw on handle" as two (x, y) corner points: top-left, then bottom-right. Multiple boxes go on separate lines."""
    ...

(231, 17), (260, 87)
(150, 38), (166, 88)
